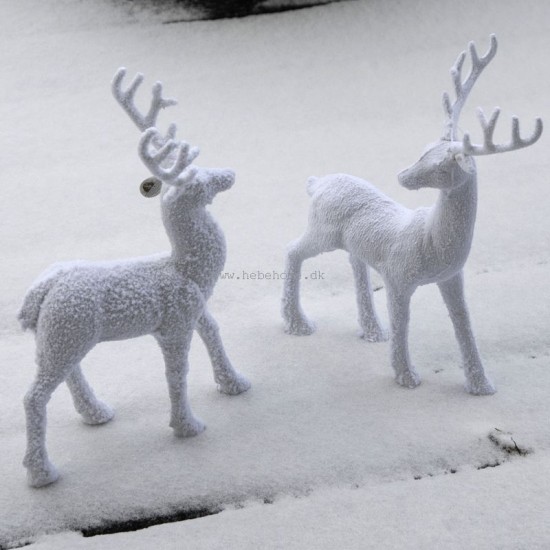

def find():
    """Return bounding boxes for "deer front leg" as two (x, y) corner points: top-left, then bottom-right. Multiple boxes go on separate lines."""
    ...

(156, 333), (205, 437)
(437, 272), (495, 395)
(386, 284), (420, 388)
(281, 235), (321, 335)
(196, 310), (251, 395)
(349, 254), (388, 342)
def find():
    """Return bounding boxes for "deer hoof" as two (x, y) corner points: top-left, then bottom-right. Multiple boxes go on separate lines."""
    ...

(218, 374), (251, 396)
(81, 402), (115, 425)
(359, 326), (389, 343)
(173, 418), (206, 438)
(395, 370), (421, 389)
(284, 317), (316, 336)
(27, 461), (60, 488)
(465, 378), (496, 396)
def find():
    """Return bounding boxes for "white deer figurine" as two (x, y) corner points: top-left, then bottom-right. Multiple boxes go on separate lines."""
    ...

(18, 68), (250, 488)
(282, 35), (542, 395)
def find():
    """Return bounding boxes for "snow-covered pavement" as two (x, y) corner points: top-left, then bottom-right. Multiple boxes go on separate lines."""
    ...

(2, 0), (550, 547)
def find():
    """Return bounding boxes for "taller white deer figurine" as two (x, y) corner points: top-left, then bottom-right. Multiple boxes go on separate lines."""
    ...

(18, 68), (250, 488)
(282, 35), (542, 394)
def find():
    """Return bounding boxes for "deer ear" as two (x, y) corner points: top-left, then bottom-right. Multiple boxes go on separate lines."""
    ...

(454, 152), (475, 174)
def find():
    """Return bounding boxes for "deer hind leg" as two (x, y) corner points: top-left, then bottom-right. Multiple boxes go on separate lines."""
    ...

(385, 283), (421, 388)
(196, 310), (251, 395)
(282, 232), (328, 335)
(65, 364), (114, 425)
(156, 328), (205, 438)
(437, 272), (495, 395)
(349, 254), (388, 342)
(23, 354), (80, 487)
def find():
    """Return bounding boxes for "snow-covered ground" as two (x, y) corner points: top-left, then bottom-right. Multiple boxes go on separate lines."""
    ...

(2, 0), (550, 548)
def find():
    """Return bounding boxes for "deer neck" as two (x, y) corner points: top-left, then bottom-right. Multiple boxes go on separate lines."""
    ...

(425, 171), (478, 271)
(162, 204), (226, 297)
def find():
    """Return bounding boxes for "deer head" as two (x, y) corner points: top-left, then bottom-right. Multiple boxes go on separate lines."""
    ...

(113, 67), (235, 207)
(398, 35), (543, 191)
(138, 128), (234, 207)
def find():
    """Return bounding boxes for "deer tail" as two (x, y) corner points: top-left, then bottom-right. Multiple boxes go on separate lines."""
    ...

(17, 265), (65, 331)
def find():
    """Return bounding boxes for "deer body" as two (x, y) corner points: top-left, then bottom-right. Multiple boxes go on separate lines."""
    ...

(282, 35), (542, 393)
(19, 71), (249, 488)
(306, 168), (477, 285)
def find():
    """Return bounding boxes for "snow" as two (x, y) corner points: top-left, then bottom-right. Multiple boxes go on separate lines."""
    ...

(1, 0), (550, 548)
(27, 455), (550, 549)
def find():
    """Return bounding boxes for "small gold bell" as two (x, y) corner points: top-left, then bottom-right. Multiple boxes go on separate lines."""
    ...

(140, 177), (162, 198)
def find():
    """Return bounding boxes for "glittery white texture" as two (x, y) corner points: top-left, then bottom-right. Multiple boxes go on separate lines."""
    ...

(18, 73), (250, 488)
(282, 35), (542, 396)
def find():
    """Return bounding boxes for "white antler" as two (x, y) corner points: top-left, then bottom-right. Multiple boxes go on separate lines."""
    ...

(461, 107), (543, 155)
(138, 127), (199, 186)
(112, 67), (178, 132)
(442, 34), (498, 140)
